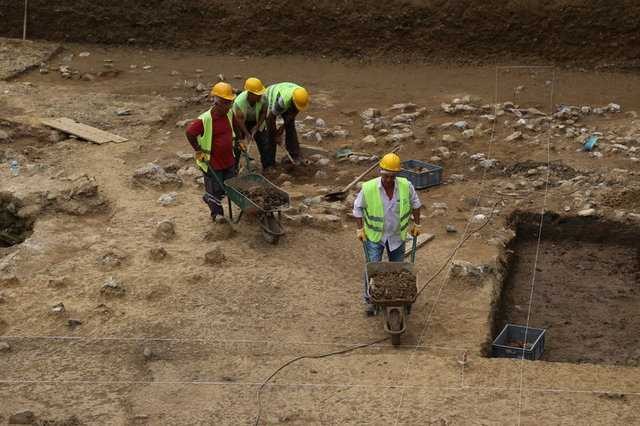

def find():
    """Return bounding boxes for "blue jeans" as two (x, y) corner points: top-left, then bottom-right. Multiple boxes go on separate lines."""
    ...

(363, 240), (406, 302)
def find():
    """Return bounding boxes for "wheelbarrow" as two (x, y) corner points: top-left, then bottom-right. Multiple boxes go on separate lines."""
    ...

(211, 152), (290, 244)
(364, 236), (418, 346)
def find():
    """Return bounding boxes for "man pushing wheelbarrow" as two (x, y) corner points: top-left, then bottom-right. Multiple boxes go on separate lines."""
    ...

(353, 152), (422, 316)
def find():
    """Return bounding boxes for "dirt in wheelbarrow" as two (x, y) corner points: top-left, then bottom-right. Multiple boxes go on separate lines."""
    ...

(237, 184), (288, 211)
(369, 271), (417, 301)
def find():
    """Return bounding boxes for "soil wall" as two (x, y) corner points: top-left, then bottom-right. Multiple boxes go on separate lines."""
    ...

(1, 1), (640, 66)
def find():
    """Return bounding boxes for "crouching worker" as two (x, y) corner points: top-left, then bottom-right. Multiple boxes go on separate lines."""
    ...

(185, 82), (238, 223)
(353, 152), (422, 315)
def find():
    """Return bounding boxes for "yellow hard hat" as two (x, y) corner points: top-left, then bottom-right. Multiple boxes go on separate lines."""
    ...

(244, 77), (266, 95)
(379, 153), (402, 172)
(210, 82), (236, 101)
(292, 87), (310, 111)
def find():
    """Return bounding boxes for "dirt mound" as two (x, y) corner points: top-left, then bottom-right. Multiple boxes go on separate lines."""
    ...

(2, 1), (640, 66)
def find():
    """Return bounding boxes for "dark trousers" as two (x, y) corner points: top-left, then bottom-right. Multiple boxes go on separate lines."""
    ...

(265, 114), (300, 168)
(203, 167), (235, 217)
(236, 121), (270, 171)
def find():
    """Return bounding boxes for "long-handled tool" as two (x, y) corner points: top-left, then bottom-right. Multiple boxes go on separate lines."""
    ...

(324, 145), (401, 201)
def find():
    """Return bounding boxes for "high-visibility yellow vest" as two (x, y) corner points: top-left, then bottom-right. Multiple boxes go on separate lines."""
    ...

(266, 82), (301, 115)
(195, 109), (234, 172)
(362, 177), (412, 242)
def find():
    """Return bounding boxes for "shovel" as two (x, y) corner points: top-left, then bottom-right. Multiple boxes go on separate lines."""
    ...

(323, 145), (401, 201)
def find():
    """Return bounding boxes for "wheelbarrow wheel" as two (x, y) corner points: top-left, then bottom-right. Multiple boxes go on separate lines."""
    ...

(259, 213), (284, 245)
(388, 309), (403, 346)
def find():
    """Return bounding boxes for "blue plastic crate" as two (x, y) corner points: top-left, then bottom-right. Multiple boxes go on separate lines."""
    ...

(491, 324), (546, 361)
(398, 160), (443, 189)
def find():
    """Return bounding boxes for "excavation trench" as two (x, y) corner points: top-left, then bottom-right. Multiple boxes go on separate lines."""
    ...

(491, 212), (640, 366)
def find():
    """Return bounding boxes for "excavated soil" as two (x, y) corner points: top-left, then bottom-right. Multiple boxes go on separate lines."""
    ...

(496, 214), (640, 365)
(231, 180), (288, 211)
(2, 1), (640, 67)
(369, 271), (417, 301)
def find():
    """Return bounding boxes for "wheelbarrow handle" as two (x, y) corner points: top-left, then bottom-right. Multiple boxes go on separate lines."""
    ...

(410, 235), (418, 264)
(362, 240), (371, 264)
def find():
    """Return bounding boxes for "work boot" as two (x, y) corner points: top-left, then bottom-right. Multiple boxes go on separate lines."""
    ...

(211, 214), (227, 224)
(365, 303), (376, 317)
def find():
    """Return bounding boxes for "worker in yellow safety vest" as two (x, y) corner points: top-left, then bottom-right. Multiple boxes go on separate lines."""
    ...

(353, 152), (422, 315)
(264, 82), (310, 169)
(185, 82), (239, 223)
(231, 77), (268, 171)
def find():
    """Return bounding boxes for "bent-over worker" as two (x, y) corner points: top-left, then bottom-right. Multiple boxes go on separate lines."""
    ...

(264, 82), (310, 169)
(185, 82), (239, 223)
(232, 77), (269, 170)
(353, 152), (422, 315)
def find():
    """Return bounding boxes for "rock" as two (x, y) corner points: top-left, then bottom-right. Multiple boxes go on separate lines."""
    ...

(97, 250), (126, 269)
(0, 341), (11, 352)
(453, 121), (468, 130)
(204, 246), (226, 265)
(446, 224), (458, 233)
(392, 113), (418, 123)
(471, 214), (487, 223)
(360, 108), (381, 120)
(158, 192), (178, 206)
(449, 174), (465, 183)
(432, 202), (448, 210)
(9, 410), (35, 424)
(430, 156), (442, 163)
(314, 170), (328, 179)
(385, 132), (413, 143)
(389, 103), (417, 113)
(196, 82), (207, 92)
(315, 118), (326, 129)
(479, 159), (496, 169)
(628, 213), (640, 223)
(68, 319), (82, 328)
(607, 103), (621, 113)
(143, 347), (154, 360)
(49, 276), (71, 288)
(357, 135), (375, 145)
(149, 247), (168, 261)
(505, 131), (523, 142)
(442, 134), (457, 143)
(101, 276), (125, 297)
(176, 119), (191, 128)
(79, 51), (90, 57)
(316, 158), (330, 167)
(142, 65), (153, 70)
(155, 220), (176, 241)
(115, 108), (132, 116)
(451, 260), (487, 279)
(81, 73), (96, 82)
(51, 302), (65, 314)
(462, 129), (475, 139)
(577, 208), (597, 217)
(132, 163), (182, 188)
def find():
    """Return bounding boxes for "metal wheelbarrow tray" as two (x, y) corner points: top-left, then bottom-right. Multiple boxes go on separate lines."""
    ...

(365, 261), (417, 346)
(365, 261), (417, 306)
(223, 173), (290, 244)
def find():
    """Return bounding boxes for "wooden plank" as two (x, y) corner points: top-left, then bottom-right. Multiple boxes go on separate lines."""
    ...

(41, 118), (128, 144)
(404, 233), (435, 257)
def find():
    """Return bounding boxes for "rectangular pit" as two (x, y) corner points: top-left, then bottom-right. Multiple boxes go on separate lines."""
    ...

(493, 212), (640, 365)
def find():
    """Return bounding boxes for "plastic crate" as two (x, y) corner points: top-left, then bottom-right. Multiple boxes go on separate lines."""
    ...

(398, 160), (443, 189)
(491, 324), (546, 361)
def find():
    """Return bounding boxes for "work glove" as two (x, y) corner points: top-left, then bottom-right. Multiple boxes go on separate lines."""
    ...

(410, 224), (422, 237)
(194, 151), (206, 162)
(357, 228), (366, 241)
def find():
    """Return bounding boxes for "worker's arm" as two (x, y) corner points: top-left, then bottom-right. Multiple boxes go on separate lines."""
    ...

(255, 106), (267, 136)
(409, 183), (422, 236)
(233, 108), (251, 140)
(353, 189), (366, 240)
(185, 119), (203, 152)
